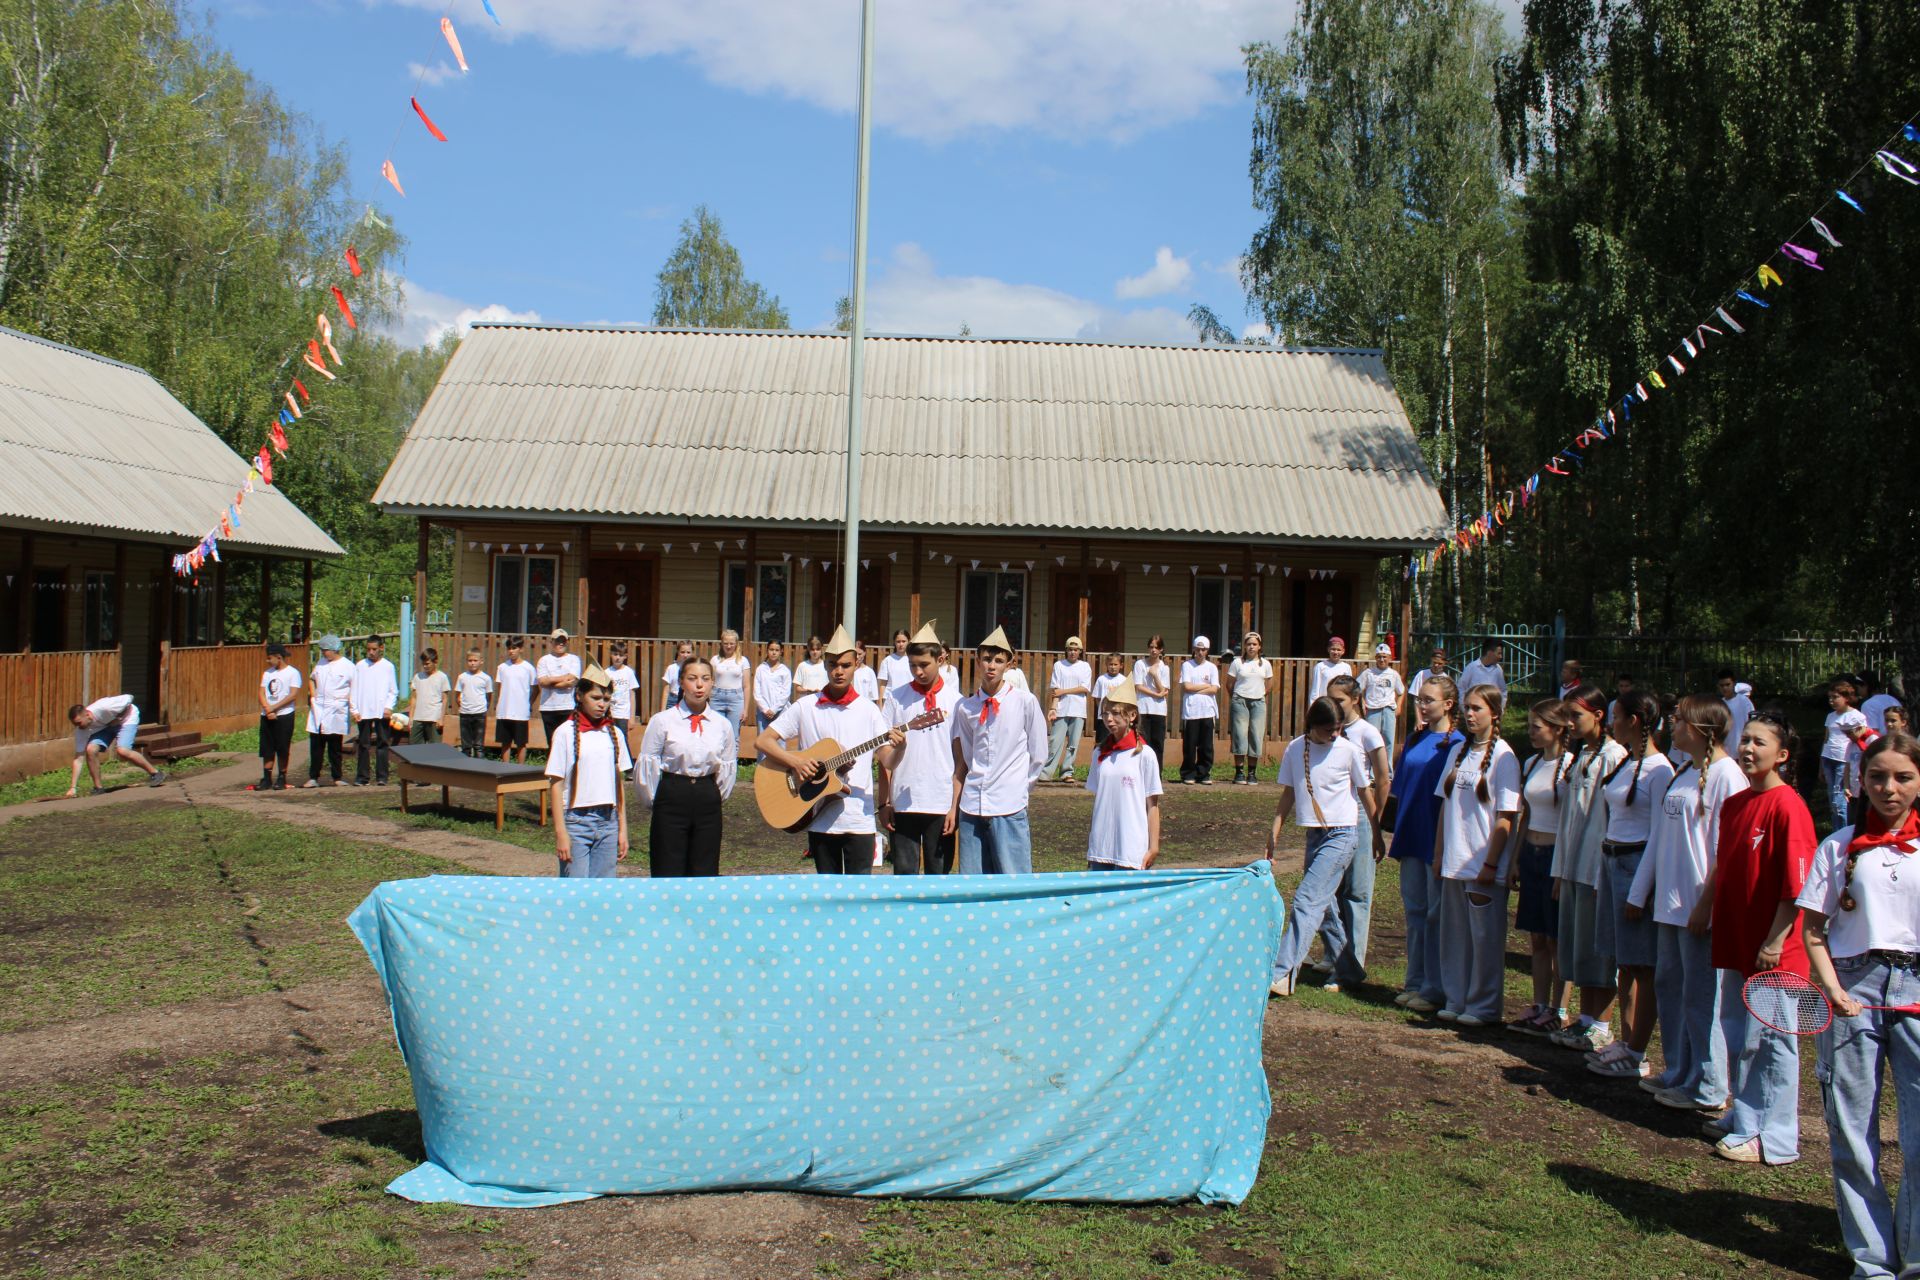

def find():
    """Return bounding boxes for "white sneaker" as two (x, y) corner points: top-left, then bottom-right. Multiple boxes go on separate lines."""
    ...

(1393, 990), (1415, 1007)
(1586, 1040), (1633, 1065)
(1268, 976), (1294, 998)
(1455, 1013), (1499, 1028)
(1587, 1052), (1651, 1079)
(1436, 1008), (1460, 1023)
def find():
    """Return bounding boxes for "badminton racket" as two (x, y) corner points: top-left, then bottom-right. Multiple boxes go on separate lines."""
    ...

(1742, 968), (1920, 1036)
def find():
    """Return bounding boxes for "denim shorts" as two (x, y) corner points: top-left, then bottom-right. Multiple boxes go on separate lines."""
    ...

(1596, 842), (1656, 967)
(85, 711), (138, 752)
(1513, 838), (1558, 937)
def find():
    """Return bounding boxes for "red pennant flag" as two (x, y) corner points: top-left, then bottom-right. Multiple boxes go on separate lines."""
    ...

(308, 338), (325, 366)
(270, 422), (290, 456)
(292, 378), (310, 403)
(301, 352), (336, 381)
(256, 450), (274, 485)
(345, 246), (362, 277)
(411, 97), (449, 143)
(220, 513), (233, 538)
(330, 286), (356, 330)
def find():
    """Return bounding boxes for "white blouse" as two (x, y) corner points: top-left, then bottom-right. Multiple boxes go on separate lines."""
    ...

(635, 702), (738, 803)
(753, 663), (792, 718)
(709, 653), (750, 692)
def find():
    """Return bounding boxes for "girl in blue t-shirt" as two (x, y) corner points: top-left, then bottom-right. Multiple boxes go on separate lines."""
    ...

(1388, 673), (1461, 1012)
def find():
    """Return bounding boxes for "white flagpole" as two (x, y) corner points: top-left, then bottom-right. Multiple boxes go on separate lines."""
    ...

(841, 0), (875, 633)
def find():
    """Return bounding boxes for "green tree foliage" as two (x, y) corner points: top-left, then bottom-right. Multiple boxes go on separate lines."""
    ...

(653, 205), (789, 329)
(1241, 0), (1516, 627)
(1497, 0), (1920, 658)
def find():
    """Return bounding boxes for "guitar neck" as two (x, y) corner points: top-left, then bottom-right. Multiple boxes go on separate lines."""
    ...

(825, 729), (899, 772)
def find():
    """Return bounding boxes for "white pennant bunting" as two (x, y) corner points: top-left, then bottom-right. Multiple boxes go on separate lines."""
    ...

(999, 561), (1008, 572)
(562, 541), (571, 552)
(467, 541), (477, 551)
(888, 551), (897, 562)
(1159, 566), (1169, 575)
(1283, 567), (1291, 577)
(1024, 560), (1034, 570)
(737, 539), (747, 550)
(781, 551), (791, 561)
(1055, 556), (1066, 566)
(1218, 563), (1228, 574)
(691, 541), (701, 553)
(799, 556), (810, 567)
(663, 543), (672, 555)
(636, 543), (646, 552)
(970, 559), (980, 570)
(481, 542), (491, 553)
(928, 549), (938, 561)
(861, 559), (870, 569)
(615, 541), (625, 551)
(823, 560), (832, 571)
(943, 555), (953, 565)
(1188, 565), (1198, 575)
(518, 543), (527, 553)
(535, 543), (545, 551)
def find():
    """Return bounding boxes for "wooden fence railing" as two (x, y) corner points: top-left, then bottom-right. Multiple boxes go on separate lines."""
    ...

(158, 643), (270, 725)
(0, 649), (122, 746)
(425, 632), (1408, 753)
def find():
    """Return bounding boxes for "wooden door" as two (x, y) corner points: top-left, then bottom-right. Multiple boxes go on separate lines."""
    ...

(1290, 579), (1354, 657)
(813, 560), (888, 644)
(589, 557), (657, 639)
(1048, 570), (1123, 652)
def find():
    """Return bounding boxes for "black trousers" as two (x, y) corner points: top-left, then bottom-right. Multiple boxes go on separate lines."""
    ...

(1181, 717), (1216, 781)
(1140, 713), (1167, 768)
(308, 732), (342, 781)
(540, 708), (570, 747)
(809, 831), (872, 875)
(259, 715), (295, 770)
(890, 810), (954, 874)
(649, 773), (723, 877)
(355, 718), (391, 783)
(459, 713), (487, 756)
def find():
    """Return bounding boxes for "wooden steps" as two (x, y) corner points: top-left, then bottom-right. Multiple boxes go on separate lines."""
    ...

(135, 723), (215, 762)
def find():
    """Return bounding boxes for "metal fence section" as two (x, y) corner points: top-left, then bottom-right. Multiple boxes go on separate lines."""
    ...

(1415, 617), (1903, 701)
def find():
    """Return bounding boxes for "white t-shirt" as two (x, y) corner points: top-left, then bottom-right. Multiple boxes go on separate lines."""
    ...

(1864, 693), (1903, 735)
(1092, 671), (1125, 709)
(494, 660), (536, 720)
(1308, 659), (1353, 703)
(1357, 666), (1404, 711)
(1799, 823), (1920, 959)
(793, 658), (827, 694)
(1085, 740), (1164, 867)
(710, 653), (750, 692)
(536, 652), (581, 712)
(1601, 750), (1675, 845)
(1434, 738), (1522, 880)
(350, 658), (398, 720)
(1630, 756), (1749, 926)
(260, 666), (302, 717)
(1002, 667), (1030, 695)
(753, 663), (792, 718)
(607, 664), (640, 720)
(544, 718), (634, 810)
(308, 658), (353, 735)
(1179, 659), (1219, 721)
(854, 666), (879, 701)
(1457, 659), (1507, 700)
(884, 679), (963, 814)
(1824, 708), (1869, 762)
(878, 651), (913, 694)
(1275, 734), (1368, 828)
(74, 693), (136, 749)
(454, 670), (494, 715)
(410, 669), (452, 722)
(952, 683), (1049, 818)
(1408, 666), (1448, 701)
(1340, 717), (1386, 785)
(1228, 656), (1273, 700)
(1723, 692), (1754, 753)
(1520, 753), (1562, 837)
(1050, 659), (1094, 719)
(768, 693), (890, 834)
(1132, 659), (1170, 716)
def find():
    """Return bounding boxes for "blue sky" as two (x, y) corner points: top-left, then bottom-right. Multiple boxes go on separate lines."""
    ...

(198, 0), (1300, 347)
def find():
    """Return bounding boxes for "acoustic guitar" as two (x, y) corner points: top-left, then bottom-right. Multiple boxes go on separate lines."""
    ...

(756, 709), (948, 832)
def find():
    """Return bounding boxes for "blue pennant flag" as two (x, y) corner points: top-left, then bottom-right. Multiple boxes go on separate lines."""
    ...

(1735, 290), (1771, 309)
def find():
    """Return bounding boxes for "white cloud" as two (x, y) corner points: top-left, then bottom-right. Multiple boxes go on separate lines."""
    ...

(385, 278), (541, 347)
(1240, 321), (1272, 342)
(1114, 246), (1192, 300)
(378, 0), (1291, 141)
(863, 243), (1198, 345)
(406, 59), (461, 87)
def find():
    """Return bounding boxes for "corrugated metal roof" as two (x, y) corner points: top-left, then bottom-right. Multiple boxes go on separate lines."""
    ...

(374, 325), (1449, 546)
(0, 326), (342, 556)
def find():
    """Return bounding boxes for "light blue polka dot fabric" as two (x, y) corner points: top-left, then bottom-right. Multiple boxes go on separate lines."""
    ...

(348, 864), (1285, 1208)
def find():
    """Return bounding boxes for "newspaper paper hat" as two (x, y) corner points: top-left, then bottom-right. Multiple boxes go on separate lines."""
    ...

(911, 620), (941, 645)
(1102, 676), (1139, 708)
(576, 661), (611, 690)
(822, 624), (859, 657)
(976, 625), (1014, 655)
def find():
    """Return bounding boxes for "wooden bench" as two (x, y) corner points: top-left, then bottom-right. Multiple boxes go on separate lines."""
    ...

(390, 743), (550, 831)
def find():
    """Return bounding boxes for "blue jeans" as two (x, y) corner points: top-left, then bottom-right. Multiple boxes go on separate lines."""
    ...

(1654, 922), (1724, 1104)
(1823, 757), (1852, 832)
(1365, 706), (1396, 756)
(1719, 967), (1800, 1162)
(1321, 811), (1374, 982)
(558, 804), (619, 879)
(1273, 826), (1357, 980)
(755, 710), (776, 762)
(1399, 856), (1441, 998)
(1230, 696), (1265, 757)
(1044, 716), (1083, 780)
(711, 688), (744, 745)
(1819, 955), (1920, 1278)
(957, 811), (1032, 874)
(1439, 877), (1510, 1021)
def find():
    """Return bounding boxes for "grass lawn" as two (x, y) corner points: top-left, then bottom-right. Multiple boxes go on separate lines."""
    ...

(0, 786), (1864, 1278)
(0, 725), (260, 808)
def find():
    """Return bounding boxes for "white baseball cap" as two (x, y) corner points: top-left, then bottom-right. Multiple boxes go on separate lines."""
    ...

(1192, 635), (1211, 649)
(1374, 643), (1393, 656)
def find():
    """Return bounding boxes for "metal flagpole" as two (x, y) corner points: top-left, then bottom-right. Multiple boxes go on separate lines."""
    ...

(841, 0), (875, 633)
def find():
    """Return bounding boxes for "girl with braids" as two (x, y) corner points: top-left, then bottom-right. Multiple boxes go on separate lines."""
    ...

(1387, 674), (1463, 1013)
(1431, 685), (1522, 1026)
(1707, 708), (1816, 1165)
(1629, 695), (1748, 1112)
(1799, 733), (1920, 1276)
(1587, 689), (1676, 1080)
(1265, 697), (1370, 998)
(1509, 699), (1575, 1037)
(1548, 686), (1629, 1052)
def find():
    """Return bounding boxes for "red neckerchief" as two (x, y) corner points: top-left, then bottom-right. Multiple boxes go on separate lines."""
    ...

(1848, 805), (1920, 856)
(915, 675), (944, 712)
(979, 688), (1000, 725)
(571, 710), (610, 736)
(1098, 729), (1141, 761)
(817, 682), (860, 707)
(682, 703), (707, 734)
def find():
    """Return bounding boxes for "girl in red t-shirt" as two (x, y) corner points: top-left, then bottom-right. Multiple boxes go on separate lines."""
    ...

(1708, 709), (1817, 1165)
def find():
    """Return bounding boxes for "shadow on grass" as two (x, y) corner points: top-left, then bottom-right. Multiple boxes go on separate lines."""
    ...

(1546, 1162), (1842, 1275)
(320, 1108), (427, 1163)
(1497, 1056), (1719, 1143)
